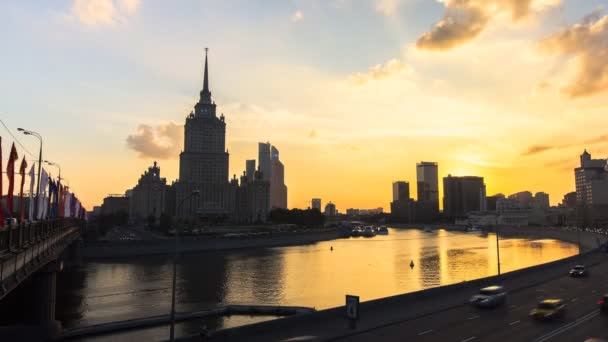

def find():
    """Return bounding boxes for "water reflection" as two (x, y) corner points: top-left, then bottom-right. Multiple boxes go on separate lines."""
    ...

(56, 228), (578, 340)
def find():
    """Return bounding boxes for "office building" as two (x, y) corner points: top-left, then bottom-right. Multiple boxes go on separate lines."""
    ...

(312, 198), (322, 211)
(575, 150), (608, 226)
(561, 192), (577, 208)
(416, 162), (439, 221)
(258, 143), (288, 209)
(508, 191), (534, 209)
(324, 202), (337, 216)
(392, 181), (410, 201)
(534, 192), (550, 209)
(442, 175), (486, 219)
(246, 160), (256, 183)
(129, 161), (168, 223)
(486, 194), (505, 211)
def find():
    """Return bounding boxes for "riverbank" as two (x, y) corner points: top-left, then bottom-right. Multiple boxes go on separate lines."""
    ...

(82, 228), (339, 259)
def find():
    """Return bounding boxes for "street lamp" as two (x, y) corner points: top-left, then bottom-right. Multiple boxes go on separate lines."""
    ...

(18, 128), (42, 218)
(44, 160), (61, 182)
(169, 190), (200, 341)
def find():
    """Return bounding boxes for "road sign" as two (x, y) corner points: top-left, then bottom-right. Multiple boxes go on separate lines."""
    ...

(346, 295), (359, 320)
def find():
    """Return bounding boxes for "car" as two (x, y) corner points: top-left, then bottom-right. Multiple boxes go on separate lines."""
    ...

(530, 299), (566, 320)
(469, 285), (507, 308)
(569, 265), (589, 277)
(598, 294), (608, 313)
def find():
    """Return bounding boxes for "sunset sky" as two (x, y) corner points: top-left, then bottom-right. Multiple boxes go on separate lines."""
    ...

(2, 0), (608, 211)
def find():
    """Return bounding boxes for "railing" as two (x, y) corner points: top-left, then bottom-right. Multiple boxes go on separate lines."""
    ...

(0, 219), (82, 255)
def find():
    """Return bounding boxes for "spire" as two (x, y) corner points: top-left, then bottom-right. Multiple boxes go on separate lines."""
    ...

(199, 47), (212, 105)
(203, 47), (209, 93)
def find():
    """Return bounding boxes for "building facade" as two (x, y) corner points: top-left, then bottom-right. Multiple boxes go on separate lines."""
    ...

(312, 198), (322, 211)
(258, 143), (288, 209)
(129, 161), (168, 223)
(324, 202), (337, 216)
(416, 162), (439, 221)
(575, 150), (608, 226)
(392, 181), (410, 201)
(442, 175), (485, 219)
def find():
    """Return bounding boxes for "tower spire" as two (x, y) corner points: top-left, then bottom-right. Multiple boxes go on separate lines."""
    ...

(199, 47), (212, 105)
(203, 47), (209, 93)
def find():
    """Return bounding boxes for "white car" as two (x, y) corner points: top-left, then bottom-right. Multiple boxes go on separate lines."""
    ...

(470, 286), (507, 308)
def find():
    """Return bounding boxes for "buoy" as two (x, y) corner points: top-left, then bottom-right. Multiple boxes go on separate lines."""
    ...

(330, 246), (334, 251)
(410, 260), (415, 269)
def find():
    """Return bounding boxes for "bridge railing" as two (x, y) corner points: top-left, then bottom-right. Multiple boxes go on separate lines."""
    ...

(0, 219), (82, 255)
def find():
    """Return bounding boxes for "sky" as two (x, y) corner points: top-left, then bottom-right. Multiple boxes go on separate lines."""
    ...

(1, 0), (608, 211)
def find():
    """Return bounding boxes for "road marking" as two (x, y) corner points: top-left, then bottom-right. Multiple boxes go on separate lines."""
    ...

(533, 310), (599, 342)
(461, 337), (477, 342)
(466, 315), (480, 320)
(417, 329), (433, 336)
(509, 320), (520, 325)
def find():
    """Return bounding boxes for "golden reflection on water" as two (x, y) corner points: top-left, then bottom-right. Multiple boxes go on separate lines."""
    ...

(223, 228), (578, 311)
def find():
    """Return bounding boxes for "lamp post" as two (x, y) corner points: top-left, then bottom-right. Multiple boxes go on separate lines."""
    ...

(169, 190), (200, 341)
(496, 230), (501, 276)
(18, 128), (42, 218)
(44, 160), (61, 182)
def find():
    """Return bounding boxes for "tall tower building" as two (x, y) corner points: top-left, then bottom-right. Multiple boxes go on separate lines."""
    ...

(312, 198), (322, 211)
(442, 175), (485, 218)
(246, 160), (256, 183)
(258, 142), (288, 209)
(175, 49), (232, 216)
(392, 181), (410, 201)
(574, 150), (608, 226)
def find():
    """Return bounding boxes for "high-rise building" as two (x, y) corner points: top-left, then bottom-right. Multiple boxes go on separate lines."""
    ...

(392, 181), (410, 201)
(324, 202), (337, 216)
(246, 160), (256, 183)
(486, 194), (505, 211)
(129, 161), (168, 223)
(312, 198), (322, 211)
(258, 143), (288, 209)
(561, 192), (577, 208)
(442, 175), (485, 218)
(508, 191), (534, 209)
(574, 150), (608, 226)
(416, 162), (439, 203)
(534, 192), (550, 209)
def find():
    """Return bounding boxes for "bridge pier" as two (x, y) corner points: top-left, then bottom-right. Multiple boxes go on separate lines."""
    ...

(31, 260), (63, 339)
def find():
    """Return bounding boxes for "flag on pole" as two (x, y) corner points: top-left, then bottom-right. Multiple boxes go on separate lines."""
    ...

(18, 157), (27, 223)
(0, 136), (4, 227)
(37, 168), (48, 220)
(28, 164), (35, 221)
(6, 143), (18, 217)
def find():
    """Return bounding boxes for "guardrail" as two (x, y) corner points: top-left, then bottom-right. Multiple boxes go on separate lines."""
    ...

(0, 219), (82, 255)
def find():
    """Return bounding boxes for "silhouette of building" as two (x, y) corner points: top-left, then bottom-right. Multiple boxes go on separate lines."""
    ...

(442, 175), (485, 219)
(486, 194), (505, 211)
(508, 191), (534, 209)
(416, 162), (439, 221)
(101, 193), (130, 216)
(311, 198), (322, 211)
(392, 181), (410, 201)
(258, 143), (288, 209)
(246, 160), (256, 183)
(575, 150), (608, 226)
(173, 50), (270, 221)
(324, 202), (337, 216)
(561, 192), (577, 208)
(534, 192), (550, 209)
(129, 161), (168, 223)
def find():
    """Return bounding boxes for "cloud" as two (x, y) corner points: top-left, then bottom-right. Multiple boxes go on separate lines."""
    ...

(126, 122), (182, 159)
(291, 10), (303, 23)
(416, 0), (559, 51)
(522, 134), (608, 156)
(71, 0), (141, 26)
(349, 59), (412, 84)
(523, 145), (554, 156)
(375, 0), (402, 16)
(539, 12), (608, 97)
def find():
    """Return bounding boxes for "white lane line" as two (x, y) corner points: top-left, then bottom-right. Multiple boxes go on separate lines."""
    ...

(533, 310), (599, 342)
(417, 329), (433, 336)
(461, 337), (477, 342)
(509, 320), (521, 326)
(466, 315), (480, 320)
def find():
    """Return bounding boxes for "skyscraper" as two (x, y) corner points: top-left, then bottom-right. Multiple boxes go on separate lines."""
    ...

(258, 142), (288, 209)
(246, 160), (256, 183)
(443, 175), (485, 218)
(416, 162), (439, 220)
(312, 198), (322, 211)
(574, 150), (608, 226)
(392, 181), (410, 201)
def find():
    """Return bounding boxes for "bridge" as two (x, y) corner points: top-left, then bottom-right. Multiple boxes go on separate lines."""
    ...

(0, 219), (82, 340)
(191, 227), (608, 342)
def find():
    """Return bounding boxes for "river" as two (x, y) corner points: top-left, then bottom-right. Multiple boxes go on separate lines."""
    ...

(55, 228), (579, 341)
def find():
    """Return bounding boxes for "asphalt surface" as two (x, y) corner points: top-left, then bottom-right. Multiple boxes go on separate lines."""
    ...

(337, 260), (608, 342)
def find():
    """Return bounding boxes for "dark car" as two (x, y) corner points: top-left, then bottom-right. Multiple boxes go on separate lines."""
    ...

(530, 299), (566, 321)
(598, 294), (608, 313)
(569, 265), (588, 277)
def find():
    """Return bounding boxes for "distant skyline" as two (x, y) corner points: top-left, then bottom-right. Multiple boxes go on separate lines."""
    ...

(1, 0), (608, 210)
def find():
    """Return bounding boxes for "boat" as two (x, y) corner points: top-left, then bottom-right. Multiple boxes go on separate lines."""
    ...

(363, 226), (376, 238)
(423, 226), (432, 233)
(466, 225), (481, 233)
(378, 226), (389, 235)
(351, 227), (362, 238)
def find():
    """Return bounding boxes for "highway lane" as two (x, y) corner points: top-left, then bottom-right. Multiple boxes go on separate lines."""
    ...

(337, 257), (608, 342)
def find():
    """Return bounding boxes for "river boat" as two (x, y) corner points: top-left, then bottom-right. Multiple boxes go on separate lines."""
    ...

(423, 226), (432, 233)
(378, 226), (389, 235)
(363, 226), (376, 238)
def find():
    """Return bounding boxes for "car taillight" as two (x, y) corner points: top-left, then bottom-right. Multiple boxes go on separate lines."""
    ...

(598, 300), (604, 305)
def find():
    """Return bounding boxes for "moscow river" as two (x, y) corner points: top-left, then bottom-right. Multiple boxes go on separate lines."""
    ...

(56, 228), (578, 341)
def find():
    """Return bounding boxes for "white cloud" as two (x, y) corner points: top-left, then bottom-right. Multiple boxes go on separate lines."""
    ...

(375, 0), (402, 16)
(71, 0), (141, 26)
(349, 59), (412, 84)
(291, 10), (304, 23)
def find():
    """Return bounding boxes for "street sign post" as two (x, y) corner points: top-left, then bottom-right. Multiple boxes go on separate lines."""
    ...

(346, 295), (359, 329)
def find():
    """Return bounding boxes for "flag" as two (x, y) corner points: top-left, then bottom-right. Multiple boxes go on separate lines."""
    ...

(37, 168), (48, 220)
(6, 143), (18, 217)
(18, 157), (27, 223)
(28, 164), (35, 221)
(0, 136), (4, 227)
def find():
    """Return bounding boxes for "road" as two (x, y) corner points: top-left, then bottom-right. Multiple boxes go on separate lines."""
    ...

(337, 261), (608, 342)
